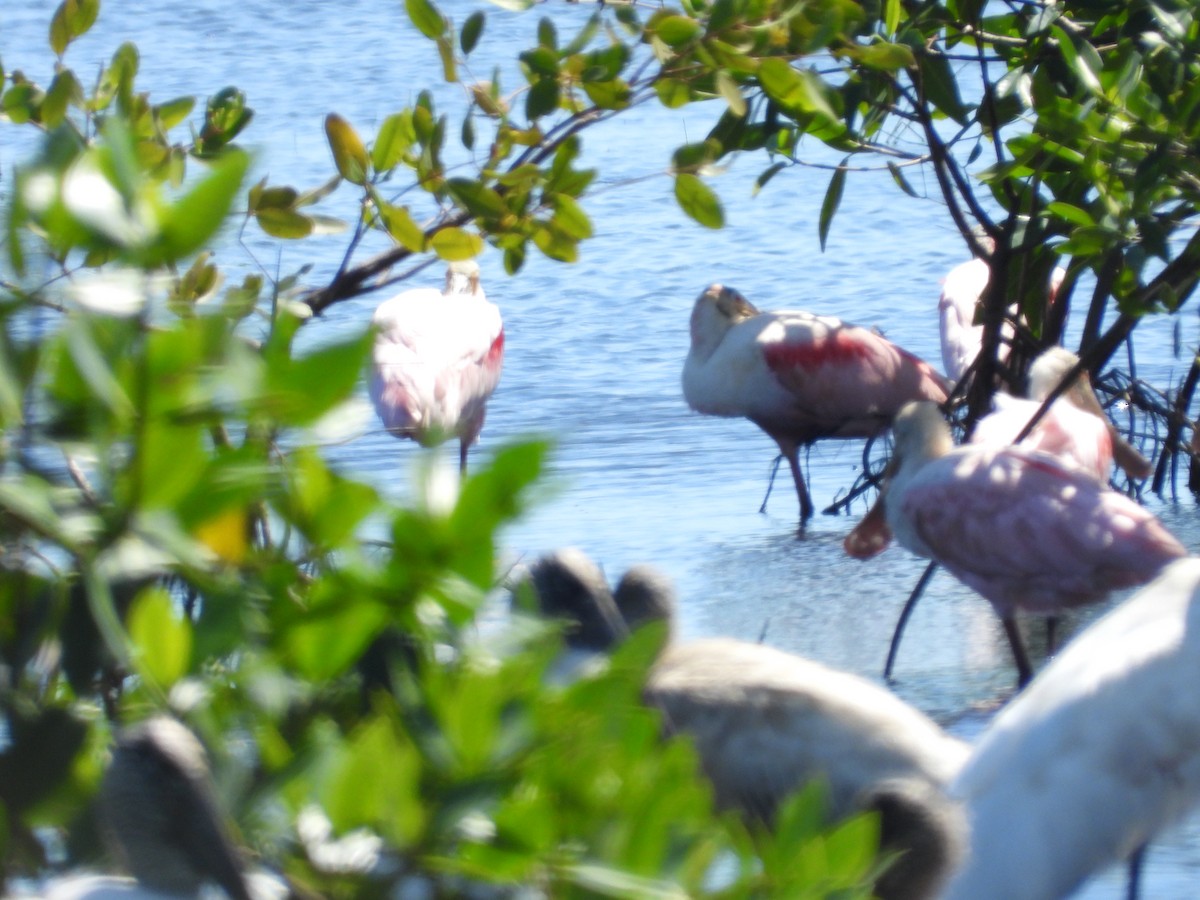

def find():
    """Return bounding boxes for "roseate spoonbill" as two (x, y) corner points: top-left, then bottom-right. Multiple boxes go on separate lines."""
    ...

(40, 717), (257, 900)
(938, 250), (1066, 386)
(525, 549), (968, 899)
(682, 284), (949, 524)
(646, 638), (968, 900)
(844, 401), (1187, 685)
(943, 557), (1200, 900)
(970, 347), (1151, 482)
(369, 259), (503, 473)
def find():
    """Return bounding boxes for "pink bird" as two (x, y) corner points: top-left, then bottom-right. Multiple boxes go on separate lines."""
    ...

(971, 347), (1151, 482)
(369, 260), (504, 473)
(683, 284), (949, 523)
(938, 251), (1067, 386)
(845, 401), (1186, 685)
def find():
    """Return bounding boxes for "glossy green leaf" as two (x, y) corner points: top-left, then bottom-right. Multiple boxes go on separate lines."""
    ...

(127, 587), (192, 689)
(406, 0), (446, 39)
(324, 113), (370, 185)
(673, 174), (724, 229)
(819, 162), (847, 251)
(461, 10), (485, 53)
(431, 226), (484, 260)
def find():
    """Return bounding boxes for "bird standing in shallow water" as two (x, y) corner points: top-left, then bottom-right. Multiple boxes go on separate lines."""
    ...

(682, 284), (949, 524)
(943, 558), (1200, 900)
(525, 548), (967, 900)
(845, 401), (1186, 686)
(369, 259), (504, 473)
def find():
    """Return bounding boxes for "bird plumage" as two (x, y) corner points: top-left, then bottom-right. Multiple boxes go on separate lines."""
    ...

(845, 401), (1186, 682)
(646, 638), (968, 900)
(943, 557), (1200, 900)
(369, 260), (503, 472)
(683, 284), (949, 522)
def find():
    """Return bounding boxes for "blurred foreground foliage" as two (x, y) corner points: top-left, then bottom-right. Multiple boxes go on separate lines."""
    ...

(0, 1), (885, 895)
(4, 0), (1200, 893)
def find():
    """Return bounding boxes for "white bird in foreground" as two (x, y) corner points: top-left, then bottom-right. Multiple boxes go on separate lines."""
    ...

(43, 717), (269, 900)
(369, 260), (504, 473)
(525, 549), (968, 900)
(647, 640), (968, 900)
(683, 284), (949, 523)
(845, 401), (1186, 685)
(943, 557), (1200, 900)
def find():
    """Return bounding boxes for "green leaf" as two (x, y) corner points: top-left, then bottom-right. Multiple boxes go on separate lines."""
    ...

(376, 198), (426, 251)
(448, 178), (508, 219)
(917, 52), (970, 124)
(255, 208), (315, 239)
(461, 11), (485, 53)
(856, 42), (915, 71)
(431, 227), (483, 260)
(49, 0), (100, 56)
(406, 0), (446, 39)
(654, 14), (702, 47)
(886, 161), (918, 198)
(673, 174), (724, 229)
(127, 587), (192, 689)
(325, 113), (370, 185)
(819, 162), (847, 251)
(373, 111), (415, 172)
(885, 0), (901, 35)
(526, 78), (559, 120)
(716, 70), (745, 117)
(1047, 201), (1095, 227)
(551, 194), (592, 240)
(155, 95), (196, 131)
(151, 149), (250, 266)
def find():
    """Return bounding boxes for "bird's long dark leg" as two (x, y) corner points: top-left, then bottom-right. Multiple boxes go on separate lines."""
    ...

(758, 455), (784, 513)
(784, 448), (814, 524)
(1127, 844), (1146, 900)
(1045, 615), (1060, 654)
(1001, 616), (1035, 688)
(884, 560), (939, 683)
(459, 440), (469, 475)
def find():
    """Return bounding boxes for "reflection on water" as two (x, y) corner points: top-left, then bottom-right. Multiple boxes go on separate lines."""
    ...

(7, 1), (1200, 895)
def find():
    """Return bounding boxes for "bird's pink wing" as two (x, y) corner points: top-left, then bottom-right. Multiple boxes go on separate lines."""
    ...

(900, 449), (1185, 615)
(761, 320), (948, 437)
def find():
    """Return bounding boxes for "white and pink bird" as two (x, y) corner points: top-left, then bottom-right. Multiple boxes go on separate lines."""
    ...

(369, 259), (504, 473)
(938, 247), (1066, 386)
(845, 401), (1186, 685)
(970, 346), (1151, 483)
(683, 284), (949, 524)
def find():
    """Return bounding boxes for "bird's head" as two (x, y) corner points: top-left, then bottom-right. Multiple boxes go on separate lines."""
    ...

(445, 259), (482, 296)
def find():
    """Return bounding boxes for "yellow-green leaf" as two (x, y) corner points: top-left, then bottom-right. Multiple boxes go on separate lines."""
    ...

(325, 113), (370, 185)
(127, 587), (192, 689)
(431, 227), (483, 260)
(406, 0), (446, 39)
(674, 174), (724, 229)
(377, 200), (427, 251)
